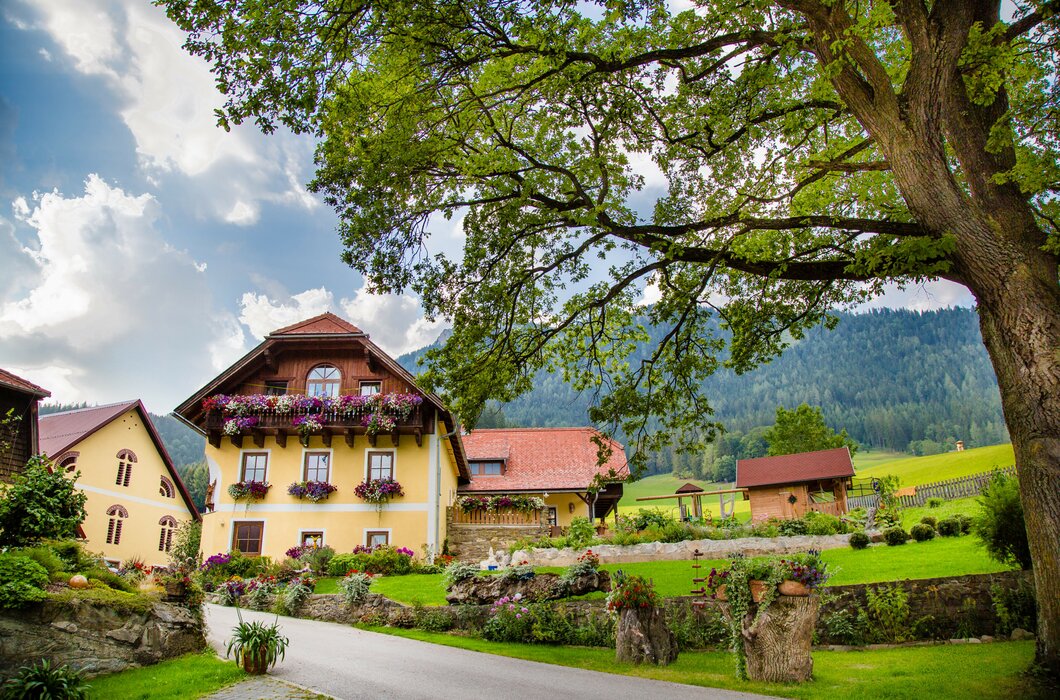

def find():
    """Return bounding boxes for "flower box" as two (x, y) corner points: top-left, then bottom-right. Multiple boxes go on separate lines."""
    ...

(287, 481), (338, 502)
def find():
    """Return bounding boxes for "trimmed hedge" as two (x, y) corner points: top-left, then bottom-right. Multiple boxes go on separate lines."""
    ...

(883, 526), (909, 546)
(910, 523), (936, 542)
(937, 517), (962, 537)
(849, 532), (871, 550)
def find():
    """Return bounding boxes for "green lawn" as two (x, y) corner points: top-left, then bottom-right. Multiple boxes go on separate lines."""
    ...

(858, 444), (1014, 486)
(358, 534), (1012, 606)
(852, 448), (906, 470)
(87, 651), (245, 700)
(901, 496), (980, 529)
(367, 628), (1048, 699)
(617, 473), (751, 521)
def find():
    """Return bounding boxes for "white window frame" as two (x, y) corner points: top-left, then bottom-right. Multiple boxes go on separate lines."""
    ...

(299, 529), (326, 548)
(238, 448), (272, 483)
(231, 519), (267, 556)
(300, 447), (333, 483)
(359, 381), (382, 396)
(363, 528), (392, 548)
(364, 448), (397, 481)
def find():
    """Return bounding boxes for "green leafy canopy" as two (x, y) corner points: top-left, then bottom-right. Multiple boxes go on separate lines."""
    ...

(158, 0), (1059, 473)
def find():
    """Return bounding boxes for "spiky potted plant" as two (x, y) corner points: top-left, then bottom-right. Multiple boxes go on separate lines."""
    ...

(226, 611), (289, 675)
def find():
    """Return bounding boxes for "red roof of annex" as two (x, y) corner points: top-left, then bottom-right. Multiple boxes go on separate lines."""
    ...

(735, 447), (854, 489)
(0, 368), (51, 398)
(460, 427), (629, 492)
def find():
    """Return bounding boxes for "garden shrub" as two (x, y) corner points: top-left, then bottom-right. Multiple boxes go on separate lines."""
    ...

(199, 551), (270, 590)
(0, 659), (88, 700)
(47, 540), (93, 572)
(338, 573), (373, 605)
(927, 497), (945, 508)
(629, 509), (674, 531)
(937, 517), (962, 536)
(956, 513), (972, 535)
(803, 511), (843, 535)
(563, 517), (596, 549)
(299, 545), (335, 575)
(0, 555), (48, 609)
(883, 526), (908, 546)
(910, 523), (935, 542)
(919, 516), (938, 530)
(48, 581), (155, 614)
(643, 521), (689, 544)
(528, 603), (575, 644)
(777, 519), (808, 536)
(326, 546), (414, 576)
(973, 472), (1031, 569)
(667, 604), (727, 650)
(991, 580), (1037, 636)
(413, 605), (453, 632)
(12, 545), (65, 575)
(0, 456), (87, 547)
(275, 574), (315, 615)
(83, 565), (134, 593)
(441, 562), (479, 589)
(848, 532), (871, 550)
(821, 607), (866, 646)
(860, 584), (911, 643)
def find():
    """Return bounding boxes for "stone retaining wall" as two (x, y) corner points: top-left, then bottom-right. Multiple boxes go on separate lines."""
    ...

(0, 599), (205, 678)
(446, 512), (550, 562)
(513, 533), (853, 567)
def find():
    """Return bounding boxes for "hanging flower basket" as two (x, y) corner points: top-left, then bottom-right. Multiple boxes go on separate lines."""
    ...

(291, 415), (323, 446)
(228, 480), (270, 501)
(354, 478), (404, 514)
(223, 416), (259, 436)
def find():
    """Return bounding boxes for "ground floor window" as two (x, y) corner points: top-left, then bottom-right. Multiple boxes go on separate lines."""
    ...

(366, 530), (389, 548)
(301, 531), (324, 548)
(233, 521), (264, 555)
(548, 507), (558, 527)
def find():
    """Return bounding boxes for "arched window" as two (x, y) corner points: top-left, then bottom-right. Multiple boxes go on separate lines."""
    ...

(115, 449), (137, 487)
(56, 451), (79, 473)
(106, 505), (129, 545)
(159, 475), (175, 498)
(158, 516), (178, 552)
(306, 365), (341, 398)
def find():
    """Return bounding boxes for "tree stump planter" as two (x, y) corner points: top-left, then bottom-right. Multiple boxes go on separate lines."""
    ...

(741, 594), (818, 682)
(748, 580), (769, 602)
(615, 606), (678, 666)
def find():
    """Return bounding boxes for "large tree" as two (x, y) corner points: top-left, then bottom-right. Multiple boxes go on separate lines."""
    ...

(765, 403), (858, 456)
(162, 0), (1060, 674)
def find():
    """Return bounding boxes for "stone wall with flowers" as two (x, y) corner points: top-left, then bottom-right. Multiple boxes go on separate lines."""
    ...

(445, 510), (550, 562)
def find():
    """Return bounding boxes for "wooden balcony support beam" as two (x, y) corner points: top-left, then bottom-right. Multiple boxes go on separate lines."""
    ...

(251, 428), (265, 449)
(275, 428), (287, 448)
(414, 427), (422, 447)
(344, 429), (355, 448)
(390, 428), (400, 447)
(208, 430), (221, 449)
(367, 432), (377, 448)
(321, 428), (332, 448)
(229, 434), (243, 449)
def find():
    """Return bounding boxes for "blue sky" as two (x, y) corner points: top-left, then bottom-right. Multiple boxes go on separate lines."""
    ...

(0, 1), (973, 414)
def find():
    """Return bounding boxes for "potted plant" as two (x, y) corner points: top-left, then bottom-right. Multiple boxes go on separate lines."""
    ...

(354, 477), (404, 515)
(777, 550), (829, 596)
(226, 612), (289, 675)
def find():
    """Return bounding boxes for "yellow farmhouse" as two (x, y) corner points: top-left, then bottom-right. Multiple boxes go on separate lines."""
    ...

(173, 313), (469, 561)
(38, 401), (201, 568)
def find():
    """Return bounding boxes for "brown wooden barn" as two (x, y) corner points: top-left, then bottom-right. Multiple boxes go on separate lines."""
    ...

(736, 447), (855, 521)
(0, 368), (50, 482)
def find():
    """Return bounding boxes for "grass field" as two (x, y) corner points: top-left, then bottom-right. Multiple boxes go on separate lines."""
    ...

(358, 532), (1010, 606)
(617, 473), (750, 521)
(368, 629), (1047, 700)
(858, 443), (1014, 486)
(87, 651), (245, 699)
(851, 448), (906, 470)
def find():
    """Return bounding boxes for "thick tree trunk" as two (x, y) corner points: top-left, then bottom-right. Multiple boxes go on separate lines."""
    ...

(971, 263), (1060, 679)
(614, 607), (678, 666)
(742, 595), (818, 682)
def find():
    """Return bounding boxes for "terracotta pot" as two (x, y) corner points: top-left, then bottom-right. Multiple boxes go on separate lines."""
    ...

(713, 584), (727, 601)
(749, 579), (770, 603)
(778, 580), (811, 597)
(242, 648), (270, 675)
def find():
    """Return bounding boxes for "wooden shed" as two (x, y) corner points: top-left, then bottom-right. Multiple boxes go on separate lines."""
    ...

(736, 447), (855, 521)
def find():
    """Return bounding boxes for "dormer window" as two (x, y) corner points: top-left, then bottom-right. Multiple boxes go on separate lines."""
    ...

(469, 460), (504, 476)
(307, 365), (341, 398)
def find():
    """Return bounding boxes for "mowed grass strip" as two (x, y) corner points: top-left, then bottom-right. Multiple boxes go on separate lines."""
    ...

(363, 534), (1012, 606)
(858, 443), (1014, 486)
(364, 628), (1046, 700)
(86, 650), (245, 700)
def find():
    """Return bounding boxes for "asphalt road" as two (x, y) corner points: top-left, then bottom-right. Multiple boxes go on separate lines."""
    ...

(205, 605), (777, 700)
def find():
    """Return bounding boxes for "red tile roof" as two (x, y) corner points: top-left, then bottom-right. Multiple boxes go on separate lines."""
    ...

(270, 312), (363, 336)
(0, 368), (51, 398)
(736, 447), (854, 489)
(460, 427), (629, 492)
(39, 401), (200, 520)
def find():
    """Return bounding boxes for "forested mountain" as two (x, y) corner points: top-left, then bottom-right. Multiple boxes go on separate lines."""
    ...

(397, 307), (1008, 472)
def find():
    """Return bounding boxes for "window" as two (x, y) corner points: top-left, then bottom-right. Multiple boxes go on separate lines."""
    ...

(306, 365), (341, 398)
(57, 452), (79, 473)
(105, 505), (128, 545)
(241, 453), (268, 482)
(359, 381), (381, 396)
(233, 521), (264, 555)
(301, 531), (324, 548)
(115, 449), (137, 487)
(158, 516), (177, 552)
(366, 530), (389, 548)
(264, 380), (288, 396)
(469, 460), (503, 476)
(159, 475), (175, 498)
(367, 451), (394, 480)
(303, 452), (330, 482)
(548, 507), (558, 527)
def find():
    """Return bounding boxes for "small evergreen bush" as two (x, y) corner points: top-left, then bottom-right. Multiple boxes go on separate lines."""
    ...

(927, 497), (945, 508)
(973, 472), (1031, 569)
(910, 523), (935, 542)
(848, 532), (871, 550)
(0, 555), (48, 609)
(883, 526), (909, 546)
(937, 517), (962, 536)
(919, 516), (938, 530)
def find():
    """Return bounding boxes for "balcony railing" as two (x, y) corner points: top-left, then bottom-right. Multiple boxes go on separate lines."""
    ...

(448, 507), (547, 526)
(204, 404), (427, 449)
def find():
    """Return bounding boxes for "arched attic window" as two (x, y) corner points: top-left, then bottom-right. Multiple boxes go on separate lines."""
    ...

(158, 515), (178, 552)
(159, 475), (175, 498)
(106, 504), (129, 545)
(115, 449), (137, 487)
(56, 451), (79, 473)
(306, 365), (341, 398)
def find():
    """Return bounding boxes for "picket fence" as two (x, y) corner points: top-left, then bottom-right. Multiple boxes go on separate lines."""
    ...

(846, 465), (1017, 510)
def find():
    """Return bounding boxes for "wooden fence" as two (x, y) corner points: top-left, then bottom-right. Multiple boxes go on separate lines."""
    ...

(449, 507), (545, 525)
(846, 466), (1016, 510)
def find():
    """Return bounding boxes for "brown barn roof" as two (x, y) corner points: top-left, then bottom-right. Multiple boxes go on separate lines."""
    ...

(736, 447), (854, 489)
(676, 482), (704, 494)
(460, 427), (628, 492)
(0, 369), (51, 398)
(39, 401), (201, 521)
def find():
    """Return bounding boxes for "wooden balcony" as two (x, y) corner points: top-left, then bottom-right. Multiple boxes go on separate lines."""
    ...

(448, 507), (547, 526)
(204, 405), (428, 449)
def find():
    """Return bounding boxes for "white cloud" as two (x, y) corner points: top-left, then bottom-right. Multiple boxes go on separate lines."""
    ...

(237, 286), (445, 358)
(0, 175), (246, 411)
(858, 280), (975, 313)
(18, 0), (318, 225)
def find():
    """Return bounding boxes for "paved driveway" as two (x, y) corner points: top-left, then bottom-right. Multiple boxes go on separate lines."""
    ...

(205, 605), (776, 700)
